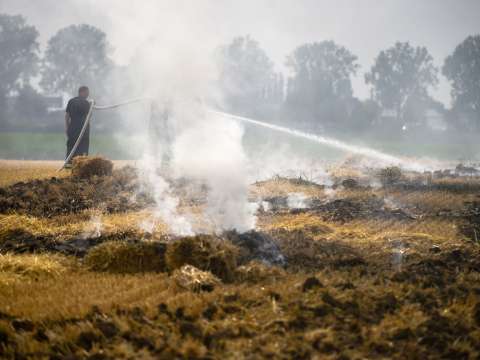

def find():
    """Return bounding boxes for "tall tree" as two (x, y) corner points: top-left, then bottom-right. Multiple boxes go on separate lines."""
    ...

(217, 36), (279, 116)
(0, 14), (39, 125)
(443, 35), (480, 127)
(285, 41), (359, 131)
(41, 24), (113, 97)
(365, 42), (438, 122)
(12, 85), (48, 128)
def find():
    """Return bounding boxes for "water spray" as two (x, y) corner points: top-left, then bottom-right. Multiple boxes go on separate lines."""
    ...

(62, 100), (428, 172)
(208, 109), (428, 171)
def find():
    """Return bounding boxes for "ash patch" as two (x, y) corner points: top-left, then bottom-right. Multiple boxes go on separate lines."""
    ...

(261, 192), (414, 222)
(0, 228), (143, 257)
(261, 196), (289, 211)
(282, 196), (415, 223)
(312, 198), (415, 223)
(262, 194), (314, 212)
(224, 230), (286, 266)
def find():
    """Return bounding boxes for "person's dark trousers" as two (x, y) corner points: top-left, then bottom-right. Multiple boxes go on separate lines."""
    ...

(66, 128), (90, 163)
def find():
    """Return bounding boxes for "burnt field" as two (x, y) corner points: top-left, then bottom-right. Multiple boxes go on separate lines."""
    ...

(0, 159), (480, 359)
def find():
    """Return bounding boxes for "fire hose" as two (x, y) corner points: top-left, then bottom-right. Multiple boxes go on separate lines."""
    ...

(59, 97), (149, 171)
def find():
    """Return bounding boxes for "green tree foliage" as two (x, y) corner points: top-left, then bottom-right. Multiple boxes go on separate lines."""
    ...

(0, 14), (40, 125)
(13, 85), (48, 127)
(348, 98), (381, 133)
(41, 24), (113, 97)
(443, 35), (480, 128)
(285, 41), (359, 131)
(365, 42), (438, 123)
(217, 36), (281, 117)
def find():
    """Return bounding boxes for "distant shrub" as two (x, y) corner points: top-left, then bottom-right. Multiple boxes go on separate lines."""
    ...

(341, 178), (359, 189)
(378, 166), (402, 186)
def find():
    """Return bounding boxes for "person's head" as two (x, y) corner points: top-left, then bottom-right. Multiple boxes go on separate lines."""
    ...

(78, 86), (89, 99)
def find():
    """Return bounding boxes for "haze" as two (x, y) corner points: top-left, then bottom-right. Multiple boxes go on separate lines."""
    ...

(2, 0), (479, 106)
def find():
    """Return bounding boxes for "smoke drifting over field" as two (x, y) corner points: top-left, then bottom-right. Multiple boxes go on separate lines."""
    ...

(76, 1), (257, 234)
(2, 0), (480, 233)
(174, 111), (257, 232)
(3, 4), (480, 358)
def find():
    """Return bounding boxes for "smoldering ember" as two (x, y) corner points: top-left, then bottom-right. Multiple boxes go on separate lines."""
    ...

(1, 1), (480, 359)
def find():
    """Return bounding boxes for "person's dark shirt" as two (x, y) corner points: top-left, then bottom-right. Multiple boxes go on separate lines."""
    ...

(66, 96), (91, 136)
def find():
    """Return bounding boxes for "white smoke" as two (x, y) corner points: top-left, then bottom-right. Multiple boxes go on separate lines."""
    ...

(137, 152), (194, 236)
(287, 192), (309, 209)
(81, 213), (103, 239)
(73, 1), (257, 234)
(247, 141), (334, 185)
(46, 0), (420, 234)
(324, 187), (337, 200)
(173, 109), (257, 232)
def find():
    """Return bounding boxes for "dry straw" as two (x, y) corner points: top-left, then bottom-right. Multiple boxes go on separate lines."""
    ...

(71, 156), (114, 179)
(84, 241), (166, 273)
(165, 235), (238, 282)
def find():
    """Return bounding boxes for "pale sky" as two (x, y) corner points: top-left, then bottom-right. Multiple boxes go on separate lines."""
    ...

(2, 0), (479, 106)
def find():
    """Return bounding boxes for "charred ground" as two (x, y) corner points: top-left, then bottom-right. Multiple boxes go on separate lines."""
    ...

(0, 159), (479, 359)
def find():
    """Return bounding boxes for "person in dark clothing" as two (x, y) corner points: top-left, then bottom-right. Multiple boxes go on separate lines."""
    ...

(65, 86), (92, 165)
(148, 99), (173, 168)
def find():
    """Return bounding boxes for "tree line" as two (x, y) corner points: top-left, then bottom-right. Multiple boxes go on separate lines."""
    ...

(1, 13), (479, 136)
(0, 14), (112, 131)
(219, 36), (480, 136)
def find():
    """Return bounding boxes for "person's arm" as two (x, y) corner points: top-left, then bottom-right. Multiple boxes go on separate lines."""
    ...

(65, 112), (71, 136)
(65, 100), (72, 135)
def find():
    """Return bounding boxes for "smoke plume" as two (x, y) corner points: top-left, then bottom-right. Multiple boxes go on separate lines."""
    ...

(76, 1), (257, 234)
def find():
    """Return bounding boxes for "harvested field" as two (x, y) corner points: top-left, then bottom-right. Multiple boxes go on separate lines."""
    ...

(0, 160), (479, 359)
(0, 165), (151, 217)
(0, 160), (66, 187)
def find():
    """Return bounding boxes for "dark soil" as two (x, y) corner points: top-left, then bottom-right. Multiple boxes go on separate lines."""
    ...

(0, 166), (153, 217)
(1, 171), (480, 359)
(0, 228), (145, 256)
(462, 201), (480, 243)
(2, 245), (479, 359)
